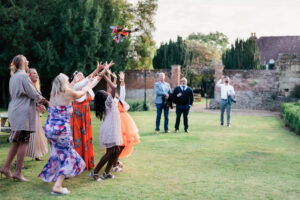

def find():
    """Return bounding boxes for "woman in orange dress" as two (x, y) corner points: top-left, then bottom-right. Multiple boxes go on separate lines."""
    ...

(70, 62), (107, 170)
(109, 72), (140, 172)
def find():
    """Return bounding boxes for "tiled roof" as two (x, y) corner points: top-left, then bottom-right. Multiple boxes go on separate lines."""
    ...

(256, 36), (300, 65)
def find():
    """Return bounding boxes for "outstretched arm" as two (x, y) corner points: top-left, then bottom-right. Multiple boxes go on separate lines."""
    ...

(88, 61), (104, 79)
(103, 75), (117, 98)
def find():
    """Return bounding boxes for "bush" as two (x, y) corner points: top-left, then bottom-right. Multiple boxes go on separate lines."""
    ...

(127, 100), (150, 112)
(290, 85), (300, 99)
(281, 101), (300, 134)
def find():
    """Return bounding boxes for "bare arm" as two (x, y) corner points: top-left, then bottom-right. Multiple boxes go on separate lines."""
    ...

(88, 61), (104, 79)
(103, 75), (117, 98)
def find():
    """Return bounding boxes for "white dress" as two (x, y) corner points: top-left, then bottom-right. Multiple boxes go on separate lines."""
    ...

(99, 94), (123, 148)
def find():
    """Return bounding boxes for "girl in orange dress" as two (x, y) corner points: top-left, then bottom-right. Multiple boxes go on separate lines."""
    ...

(109, 72), (140, 172)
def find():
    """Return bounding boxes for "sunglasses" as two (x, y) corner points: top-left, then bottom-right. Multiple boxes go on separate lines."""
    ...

(69, 71), (79, 82)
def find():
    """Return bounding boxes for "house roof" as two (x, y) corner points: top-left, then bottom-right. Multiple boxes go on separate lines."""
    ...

(256, 36), (300, 65)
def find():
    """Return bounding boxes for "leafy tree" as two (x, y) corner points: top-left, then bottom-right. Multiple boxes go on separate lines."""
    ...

(187, 31), (229, 53)
(222, 38), (260, 70)
(0, 0), (135, 106)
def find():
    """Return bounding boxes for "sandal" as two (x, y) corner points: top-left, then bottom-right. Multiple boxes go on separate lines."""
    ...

(89, 171), (102, 182)
(50, 188), (70, 195)
(101, 172), (115, 180)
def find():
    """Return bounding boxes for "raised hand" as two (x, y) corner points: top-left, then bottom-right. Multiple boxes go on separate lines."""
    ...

(119, 71), (125, 81)
(112, 72), (117, 79)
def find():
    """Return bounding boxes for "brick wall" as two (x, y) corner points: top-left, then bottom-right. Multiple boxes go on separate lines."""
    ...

(210, 54), (300, 111)
(124, 65), (181, 103)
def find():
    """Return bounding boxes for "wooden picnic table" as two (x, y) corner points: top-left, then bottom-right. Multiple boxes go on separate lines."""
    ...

(0, 113), (11, 134)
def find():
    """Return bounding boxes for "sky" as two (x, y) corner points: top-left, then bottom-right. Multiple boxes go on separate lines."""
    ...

(130, 0), (300, 45)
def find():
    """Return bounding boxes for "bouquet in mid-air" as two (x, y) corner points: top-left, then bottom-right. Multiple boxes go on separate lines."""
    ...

(110, 25), (139, 43)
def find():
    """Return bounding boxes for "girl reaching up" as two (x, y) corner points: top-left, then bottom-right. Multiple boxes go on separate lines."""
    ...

(90, 68), (123, 181)
(108, 72), (140, 172)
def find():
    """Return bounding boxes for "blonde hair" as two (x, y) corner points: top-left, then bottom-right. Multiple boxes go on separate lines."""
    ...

(51, 73), (69, 97)
(28, 68), (41, 92)
(10, 55), (24, 76)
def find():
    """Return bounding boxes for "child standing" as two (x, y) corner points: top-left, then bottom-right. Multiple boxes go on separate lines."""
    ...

(90, 69), (123, 181)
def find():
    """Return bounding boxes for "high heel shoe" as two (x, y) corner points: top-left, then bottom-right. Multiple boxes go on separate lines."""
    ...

(0, 169), (12, 179)
(12, 175), (29, 182)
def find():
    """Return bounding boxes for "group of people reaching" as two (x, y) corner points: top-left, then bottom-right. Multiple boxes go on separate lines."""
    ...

(0, 54), (140, 195)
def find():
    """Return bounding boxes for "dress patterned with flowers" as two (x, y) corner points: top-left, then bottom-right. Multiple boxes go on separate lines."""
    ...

(38, 105), (86, 182)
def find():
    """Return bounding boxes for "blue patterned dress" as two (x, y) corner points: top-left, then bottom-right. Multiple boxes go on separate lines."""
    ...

(38, 105), (86, 182)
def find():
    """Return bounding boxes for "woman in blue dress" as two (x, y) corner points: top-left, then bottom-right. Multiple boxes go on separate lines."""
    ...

(38, 73), (94, 195)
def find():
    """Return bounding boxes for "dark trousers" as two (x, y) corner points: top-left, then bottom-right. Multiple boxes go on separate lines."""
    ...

(175, 105), (190, 131)
(94, 146), (120, 174)
(155, 103), (169, 131)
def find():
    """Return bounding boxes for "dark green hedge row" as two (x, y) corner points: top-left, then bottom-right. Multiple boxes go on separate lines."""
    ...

(282, 101), (300, 134)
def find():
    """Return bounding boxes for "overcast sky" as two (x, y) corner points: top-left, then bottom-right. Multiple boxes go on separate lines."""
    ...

(130, 0), (300, 45)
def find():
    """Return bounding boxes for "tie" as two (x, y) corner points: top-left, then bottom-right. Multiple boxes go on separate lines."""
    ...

(182, 86), (185, 91)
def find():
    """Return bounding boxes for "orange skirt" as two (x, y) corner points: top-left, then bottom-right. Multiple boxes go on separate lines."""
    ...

(118, 102), (140, 158)
(71, 96), (95, 170)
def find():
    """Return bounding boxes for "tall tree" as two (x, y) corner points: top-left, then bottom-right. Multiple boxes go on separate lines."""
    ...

(222, 38), (260, 70)
(127, 0), (158, 70)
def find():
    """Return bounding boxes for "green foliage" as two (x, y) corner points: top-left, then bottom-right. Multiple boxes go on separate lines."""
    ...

(127, 0), (158, 70)
(222, 38), (261, 70)
(281, 101), (300, 134)
(187, 31), (229, 53)
(152, 36), (191, 69)
(290, 84), (300, 99)
(0, 0), (147, 106)
(127, 100), (150, 111)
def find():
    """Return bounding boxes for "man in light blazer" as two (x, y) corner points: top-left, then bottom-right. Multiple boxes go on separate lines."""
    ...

(154, 73), (172, 134)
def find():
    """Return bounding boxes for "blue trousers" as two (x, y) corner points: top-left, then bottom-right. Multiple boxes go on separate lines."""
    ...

(220, 99), (231, 125)
(155, 103), (169, 131)
(175, 105), (190, 131)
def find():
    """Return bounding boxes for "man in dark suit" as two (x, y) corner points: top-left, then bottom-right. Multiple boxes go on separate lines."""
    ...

(173, 77), (194, 133)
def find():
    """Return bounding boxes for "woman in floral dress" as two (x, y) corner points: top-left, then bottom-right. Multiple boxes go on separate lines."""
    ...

(38, 73), (93, 195)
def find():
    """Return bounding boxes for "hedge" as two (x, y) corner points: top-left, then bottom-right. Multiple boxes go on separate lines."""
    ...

(281, 101), (300, 134)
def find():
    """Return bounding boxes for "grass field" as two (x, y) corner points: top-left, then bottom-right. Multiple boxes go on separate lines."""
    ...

(1, 111), (300, 200)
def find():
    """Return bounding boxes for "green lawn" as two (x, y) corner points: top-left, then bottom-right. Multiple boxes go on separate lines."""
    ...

(1, 111), (300, 200)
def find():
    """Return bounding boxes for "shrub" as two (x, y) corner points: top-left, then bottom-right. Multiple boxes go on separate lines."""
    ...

(127, 100), (150, 112)
(281, 101), (300, 134)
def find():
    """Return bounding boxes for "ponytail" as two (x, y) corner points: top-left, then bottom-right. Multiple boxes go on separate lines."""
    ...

(10, 54), (25, 76)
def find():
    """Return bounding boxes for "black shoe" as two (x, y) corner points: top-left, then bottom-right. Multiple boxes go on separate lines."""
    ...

(220, 123), (223, 126)
(101, 172), (115, 180)
(185, 130), (189, 133)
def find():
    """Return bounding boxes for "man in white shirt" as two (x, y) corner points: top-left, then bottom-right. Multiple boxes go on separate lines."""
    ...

(216, 76), (235, 127)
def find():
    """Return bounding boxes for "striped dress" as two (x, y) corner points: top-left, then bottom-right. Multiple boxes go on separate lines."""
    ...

(26, 111), (48, 158)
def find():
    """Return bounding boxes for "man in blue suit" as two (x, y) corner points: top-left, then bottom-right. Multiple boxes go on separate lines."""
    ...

(173, 77), (194, 133)
(154, 73), (172, 134)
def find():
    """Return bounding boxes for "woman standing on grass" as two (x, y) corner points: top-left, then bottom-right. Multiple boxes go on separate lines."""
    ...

(70, 61), (113, 170)
(0, 55), (47, 182)
(25, 68), (48, 161)
(38, 73), (92, 195)
(90, 67), (123, 181)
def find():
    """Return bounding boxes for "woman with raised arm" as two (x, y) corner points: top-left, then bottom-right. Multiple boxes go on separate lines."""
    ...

(0, 55), (47, 182)
(70, 62), (113, 170)
(38, 73), (93, 195)
(26, 68), (48, 161)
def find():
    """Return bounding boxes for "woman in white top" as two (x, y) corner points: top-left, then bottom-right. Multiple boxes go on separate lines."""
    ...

(70, 62), (105, 170)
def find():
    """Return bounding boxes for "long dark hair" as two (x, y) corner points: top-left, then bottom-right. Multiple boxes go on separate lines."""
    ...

(94, 90), (107, 120)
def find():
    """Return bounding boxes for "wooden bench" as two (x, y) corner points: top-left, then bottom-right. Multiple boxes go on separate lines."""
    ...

(194, 93), (202, 102)
(0, 113), (11, 134)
